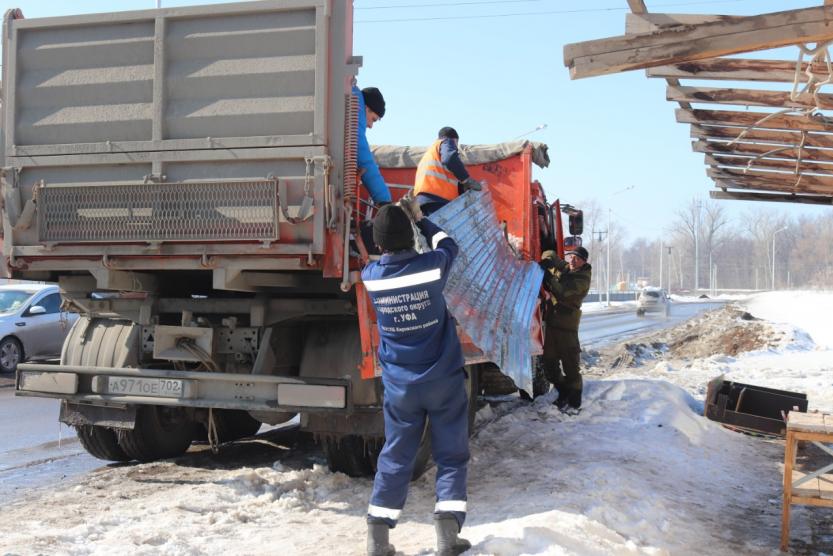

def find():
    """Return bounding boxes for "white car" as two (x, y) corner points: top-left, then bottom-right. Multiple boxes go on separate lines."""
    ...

(0, 284), (78, 373)
(636, 287), (670, 317)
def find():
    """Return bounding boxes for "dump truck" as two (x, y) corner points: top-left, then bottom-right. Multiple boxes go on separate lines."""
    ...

(3, 0), (582, 476)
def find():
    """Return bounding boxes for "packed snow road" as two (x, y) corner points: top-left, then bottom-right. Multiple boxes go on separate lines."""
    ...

(0, 299), (726, 509)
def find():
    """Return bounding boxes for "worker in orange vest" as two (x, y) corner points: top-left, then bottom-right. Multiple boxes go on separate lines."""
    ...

(413, 127), (483, 216)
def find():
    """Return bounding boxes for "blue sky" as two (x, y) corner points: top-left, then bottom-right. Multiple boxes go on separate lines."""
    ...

(2, 0), (829, 242)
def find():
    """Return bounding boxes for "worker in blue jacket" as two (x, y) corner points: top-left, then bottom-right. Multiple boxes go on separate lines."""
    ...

(362, 201), (471, 556)
(353, 85), (392, 205)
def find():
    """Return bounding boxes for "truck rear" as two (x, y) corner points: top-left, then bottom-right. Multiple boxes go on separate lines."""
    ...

(3, 0), (579, 476)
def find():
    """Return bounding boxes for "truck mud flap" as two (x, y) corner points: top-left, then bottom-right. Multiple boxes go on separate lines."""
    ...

(60, 401), (137, 430)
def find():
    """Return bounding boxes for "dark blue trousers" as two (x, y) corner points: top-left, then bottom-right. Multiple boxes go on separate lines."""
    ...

(368, 370), (469, 528)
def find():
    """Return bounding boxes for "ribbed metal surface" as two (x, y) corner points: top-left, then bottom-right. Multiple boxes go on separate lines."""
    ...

(430, 188), (544, 394)
(8, 1), (323, 151)
(38, 180), (279, 243)
(343, 93), (359, 201)
(15, 20), (155, 146)
(165, 9), (317, 140)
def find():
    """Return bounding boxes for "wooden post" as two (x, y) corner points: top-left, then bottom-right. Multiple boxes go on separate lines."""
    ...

(781, 429), (796, 552)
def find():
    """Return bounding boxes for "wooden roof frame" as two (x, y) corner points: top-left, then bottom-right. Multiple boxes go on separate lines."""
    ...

(563, 2), (833, 205)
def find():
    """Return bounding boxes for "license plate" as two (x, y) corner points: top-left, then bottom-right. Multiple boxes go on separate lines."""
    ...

(107, 377), (186, 398)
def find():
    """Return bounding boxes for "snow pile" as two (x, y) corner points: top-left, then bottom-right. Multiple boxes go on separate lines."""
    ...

(1, 291), (831, 554)
(0, 380), (786, 555)
(744, 290), (833, 349)
(590, 293), (833, 412)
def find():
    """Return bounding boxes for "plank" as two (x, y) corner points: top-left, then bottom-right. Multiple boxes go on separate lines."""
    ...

(691, 125), (833, 151)
(708, 168), (833, 192)
(667, 85), (833, 110)
(677, 108), (833, 133)
(625, 13), (738, 35)
(819, 473), (833, 500)
(693, 140), (833, 165)
(792, 470), (822, 499)
(705, 154), (833, 176)
(626, 0), (647, 15)
(788, 411), (827, 432)
(648, 58), (827, 83)
(565, 6), (833, 79)
(709, 190), (833, 205)
(712, 177), (833, 197)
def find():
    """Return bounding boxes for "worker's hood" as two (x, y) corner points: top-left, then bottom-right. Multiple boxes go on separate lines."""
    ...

(371, 140), (550, 169)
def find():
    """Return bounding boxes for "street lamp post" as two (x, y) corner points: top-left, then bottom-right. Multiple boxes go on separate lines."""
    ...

(771, 226), (788, 290)
(606, 185), (635, 306)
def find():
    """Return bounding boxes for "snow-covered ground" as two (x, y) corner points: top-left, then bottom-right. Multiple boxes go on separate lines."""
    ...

(0, 291), (831, 555)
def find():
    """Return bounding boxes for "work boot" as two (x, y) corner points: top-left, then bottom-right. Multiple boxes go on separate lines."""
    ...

(435, 514), (471, 556)
(567, 388), (582, 410)
(367, 522), (395, 556)
(554, 390), (569, 410)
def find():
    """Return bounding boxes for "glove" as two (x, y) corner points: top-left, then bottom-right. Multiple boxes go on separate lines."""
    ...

(460, 177), (483, 192)
(398, 193), (423, 222)
(541, 250), (568, 272)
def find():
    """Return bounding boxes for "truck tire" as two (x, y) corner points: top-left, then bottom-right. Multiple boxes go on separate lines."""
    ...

(197, 409), (262, 443)
(76, 425), (131, 462)
(117, 405), (196, 462)
(478, 363), (516, 396)
(322, 435), (379, 477)
(63, 317), (147, 462)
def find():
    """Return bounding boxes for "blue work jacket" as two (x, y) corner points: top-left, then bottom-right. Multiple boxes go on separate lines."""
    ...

(361, 219), (464, 384)
(353, 85), (392, 204)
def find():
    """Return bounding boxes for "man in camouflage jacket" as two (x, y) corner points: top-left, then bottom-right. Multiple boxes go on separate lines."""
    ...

(539, 246), (592, 411)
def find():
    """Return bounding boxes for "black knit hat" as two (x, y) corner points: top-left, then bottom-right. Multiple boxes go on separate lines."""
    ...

(373, 205), (413, 252)
(362, 87), (385, 118)
(566, 246), (589, 261)
(438, 126), (459, 140)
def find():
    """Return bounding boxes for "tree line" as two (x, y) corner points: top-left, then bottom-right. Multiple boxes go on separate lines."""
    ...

(575, 198), (833, 292)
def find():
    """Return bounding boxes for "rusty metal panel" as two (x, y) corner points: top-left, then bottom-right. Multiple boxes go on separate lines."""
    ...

(430, 188), (544, 394)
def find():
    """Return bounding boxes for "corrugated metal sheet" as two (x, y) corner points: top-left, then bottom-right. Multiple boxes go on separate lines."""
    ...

(430, 188), (544, 394)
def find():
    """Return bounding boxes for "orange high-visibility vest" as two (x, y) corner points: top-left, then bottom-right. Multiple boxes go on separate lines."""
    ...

(414, 140), (459, 201)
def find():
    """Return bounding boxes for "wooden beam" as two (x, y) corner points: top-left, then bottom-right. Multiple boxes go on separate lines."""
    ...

(710, 189), (833, 205)
(677, 108), (833, 133)
(712, 177), (831, 195)
(713, 175), (833, 195)
(564, 6), (833, 79)
(648, 58), (828, 83)
(705, 153), (833, 176)
(625, 13), (738, 35)
(708, 167), (833, 193)
(693, 139), (833, 164)
(667, 84), (833, 110)
(627, 0), (647, 15)
(691, 125), (833, 151)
